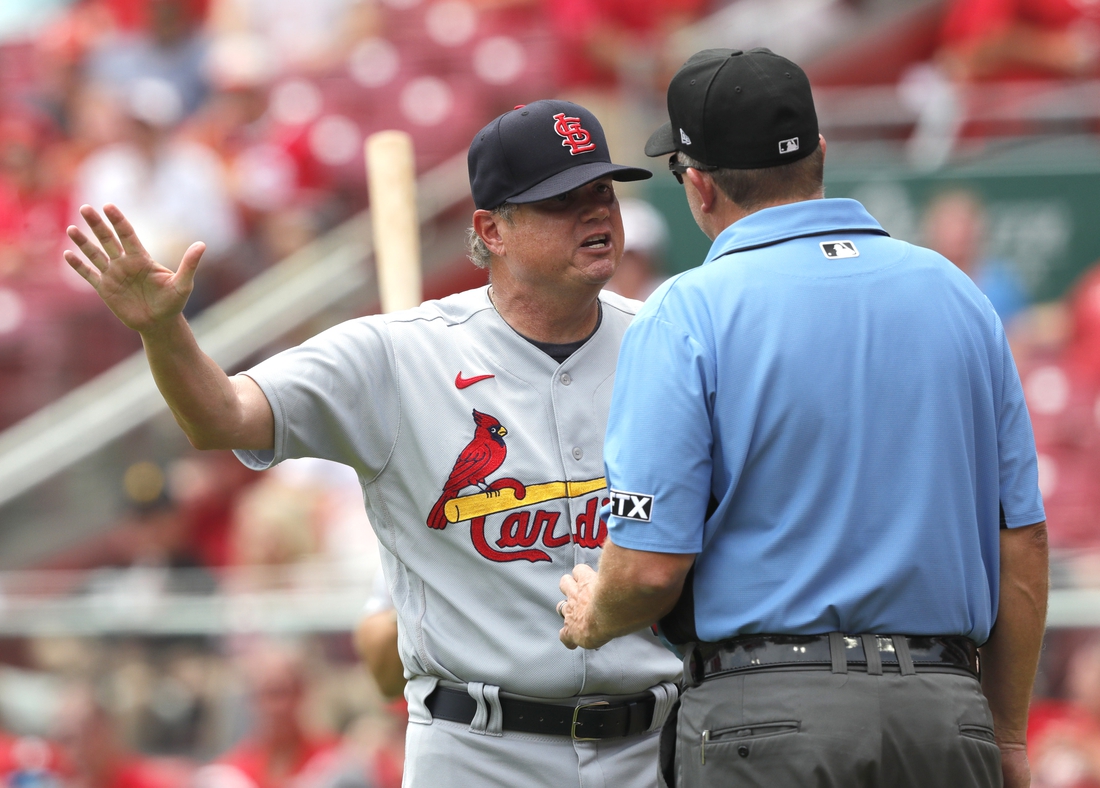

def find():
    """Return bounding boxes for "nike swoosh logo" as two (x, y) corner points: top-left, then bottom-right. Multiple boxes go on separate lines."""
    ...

(455, 372), (495, 389)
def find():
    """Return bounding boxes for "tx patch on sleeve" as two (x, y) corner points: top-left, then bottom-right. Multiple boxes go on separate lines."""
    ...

(608, 489), (654, 522)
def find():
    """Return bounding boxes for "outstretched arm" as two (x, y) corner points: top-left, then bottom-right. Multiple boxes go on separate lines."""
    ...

(65, 204), (273, 451)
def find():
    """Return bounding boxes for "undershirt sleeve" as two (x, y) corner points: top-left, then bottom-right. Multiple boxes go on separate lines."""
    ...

(234, 317), (401, 480)
(604, 314), (713, 554)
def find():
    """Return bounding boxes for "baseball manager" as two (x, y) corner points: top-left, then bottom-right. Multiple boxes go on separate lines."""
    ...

(65, 100), (681, 787)
(559, 49), (1048, 788)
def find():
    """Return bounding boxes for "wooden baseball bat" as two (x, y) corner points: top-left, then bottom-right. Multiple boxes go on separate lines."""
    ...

(365, 131), (422, 313)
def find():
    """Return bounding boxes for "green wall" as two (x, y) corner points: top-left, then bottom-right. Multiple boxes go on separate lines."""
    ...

(644, 138), (1100, 302)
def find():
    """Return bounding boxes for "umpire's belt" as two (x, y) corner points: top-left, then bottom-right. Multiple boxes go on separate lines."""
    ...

(691, 633), (979, 682)
(426, 686), (656, 740)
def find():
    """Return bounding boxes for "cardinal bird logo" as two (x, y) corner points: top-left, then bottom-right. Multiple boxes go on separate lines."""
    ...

(426, 410), (510, 530)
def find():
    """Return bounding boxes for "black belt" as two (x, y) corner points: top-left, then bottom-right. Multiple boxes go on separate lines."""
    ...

(691, 633), (979, 682)
(426, 686), (656, 740)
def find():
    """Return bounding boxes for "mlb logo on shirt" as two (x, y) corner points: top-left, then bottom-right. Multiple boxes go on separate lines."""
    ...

(778, 137), (799, 154)
(608, 489), (653, 522)
(820, 240), (859, 259)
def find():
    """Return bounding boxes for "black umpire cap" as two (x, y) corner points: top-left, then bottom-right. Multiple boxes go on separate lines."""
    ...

(469, 100), (651, 211)
(646, 48), (820, 169)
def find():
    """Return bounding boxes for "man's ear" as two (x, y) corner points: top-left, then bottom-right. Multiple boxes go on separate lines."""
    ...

(684, 167), (719, 214)
(473, 209), (507, 257)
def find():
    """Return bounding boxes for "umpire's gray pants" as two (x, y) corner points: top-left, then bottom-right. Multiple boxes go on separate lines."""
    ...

(663, 668), (1002, 787)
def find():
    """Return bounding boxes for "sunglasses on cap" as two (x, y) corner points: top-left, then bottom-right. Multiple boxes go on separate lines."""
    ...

(668, 154), (717, 184)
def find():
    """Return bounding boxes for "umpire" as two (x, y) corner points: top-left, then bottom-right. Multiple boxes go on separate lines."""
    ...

(558, 48), (1049, 788)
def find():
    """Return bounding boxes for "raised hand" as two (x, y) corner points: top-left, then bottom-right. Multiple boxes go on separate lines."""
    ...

(64, 204), (206, 333)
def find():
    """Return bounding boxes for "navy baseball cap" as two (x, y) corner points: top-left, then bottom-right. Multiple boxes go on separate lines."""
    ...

(468, 100), (651, 210)
(646, 48), (819, 169)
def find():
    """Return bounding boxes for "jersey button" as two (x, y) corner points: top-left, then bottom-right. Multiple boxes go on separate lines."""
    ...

(560, 373), (572, 386)
(572, 447), (583, 460)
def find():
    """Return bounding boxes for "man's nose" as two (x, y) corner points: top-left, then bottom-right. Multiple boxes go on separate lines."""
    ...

(579, 194), (611, 221)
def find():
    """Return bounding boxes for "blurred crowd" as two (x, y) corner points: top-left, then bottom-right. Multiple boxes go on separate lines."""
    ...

(0, 634), (407, 788)
(3, 0), (1100, 785)
(0, 0), (715, 431)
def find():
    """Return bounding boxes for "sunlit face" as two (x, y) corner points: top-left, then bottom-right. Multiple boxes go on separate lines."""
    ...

(495, 177), (625, 291)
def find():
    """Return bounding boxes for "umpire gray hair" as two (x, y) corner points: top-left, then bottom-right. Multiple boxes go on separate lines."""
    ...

(466, 202), (519, 269)
(678, 147), (824, 213)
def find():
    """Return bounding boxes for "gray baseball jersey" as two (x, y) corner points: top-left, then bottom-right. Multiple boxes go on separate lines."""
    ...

(234, 286), (680, 718)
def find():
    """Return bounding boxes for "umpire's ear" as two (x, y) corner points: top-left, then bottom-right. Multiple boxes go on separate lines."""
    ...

(472, 209), (509, 258)
(683, 167), (718, 214)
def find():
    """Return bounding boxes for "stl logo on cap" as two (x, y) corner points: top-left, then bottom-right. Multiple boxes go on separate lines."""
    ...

(553, 113), (597, 155)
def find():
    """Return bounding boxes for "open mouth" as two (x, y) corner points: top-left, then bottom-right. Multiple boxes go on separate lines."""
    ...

(581, 234), (610, 249)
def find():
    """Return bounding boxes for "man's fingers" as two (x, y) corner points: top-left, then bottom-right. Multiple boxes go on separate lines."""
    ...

(104, 203), (149, 258)
(80, 205), (124, 258)
(572, 563), (597, 582)
(173, 242), (206, 291)
(63, 250), (102, 288)
(560, 574), (577, 596)
(559, 626), (578, 650)
(67, 225), (110, 272)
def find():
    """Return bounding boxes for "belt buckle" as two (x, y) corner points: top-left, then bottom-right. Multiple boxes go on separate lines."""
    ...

(571, 700), (609, 741)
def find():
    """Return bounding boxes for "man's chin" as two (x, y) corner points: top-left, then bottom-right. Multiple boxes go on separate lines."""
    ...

(575, 255), (618, 286)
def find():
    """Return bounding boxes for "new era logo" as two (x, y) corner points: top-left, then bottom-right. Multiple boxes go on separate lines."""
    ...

(680, 128), (692, 145)
(608, 489), (653, 522)
(778, 137), (799, 154)
(820, 240), (859, 259)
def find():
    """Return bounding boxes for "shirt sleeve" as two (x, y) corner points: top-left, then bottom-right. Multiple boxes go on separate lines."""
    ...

(995, 328), (1046, 528)
(234, 317), (401, 480)
(604, 314), (713, 554)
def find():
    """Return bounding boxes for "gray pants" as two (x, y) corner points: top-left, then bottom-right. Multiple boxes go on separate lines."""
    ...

(663, 668), (1002, 787)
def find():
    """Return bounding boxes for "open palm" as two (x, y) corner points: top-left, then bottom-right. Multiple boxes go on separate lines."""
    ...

(65, 204), (205, 332)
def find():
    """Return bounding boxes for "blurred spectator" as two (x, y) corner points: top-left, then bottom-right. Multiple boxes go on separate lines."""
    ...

(206, 0), (380, 76)
(1018, 264), (1100, 550)
(921, 189), (1029, 326)
(938, 0), (1100, 82)
(86, 0), (211, 119)
(114, 460), (219, 592)
(0, 113), (70, 284)
(338, 711), (402, 788)
(53, 684), (184, 788)
(228, 458), (376, 578)
(605, 197), (667, 300)
(72, 78), (240, 310)
(546, 0), (706, 91)
(229, 473), (323, 571)
(168, 451), (260, 569)
(546, 0), (707, 168)
(1030, 636), (1100, 788)
(207, 643), (341, 788)
(0, 729), (69, 788)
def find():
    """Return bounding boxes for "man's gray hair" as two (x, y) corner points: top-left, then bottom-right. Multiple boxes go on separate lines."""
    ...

(466, 203), (519, 269)
(678, 147), (824, 213)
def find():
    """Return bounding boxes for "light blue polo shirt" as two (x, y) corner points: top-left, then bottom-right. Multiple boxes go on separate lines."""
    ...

(604, 198), (1044, 645)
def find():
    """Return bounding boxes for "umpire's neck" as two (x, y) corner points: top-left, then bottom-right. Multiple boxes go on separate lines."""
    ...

(684, 134), (828, 242)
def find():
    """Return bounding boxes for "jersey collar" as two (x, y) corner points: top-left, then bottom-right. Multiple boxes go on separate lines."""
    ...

(704, 198), (889, 265)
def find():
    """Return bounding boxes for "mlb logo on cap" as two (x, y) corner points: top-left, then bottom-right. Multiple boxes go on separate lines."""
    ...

(820, 240), (859, 259)
(779, 137), (800, 154)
